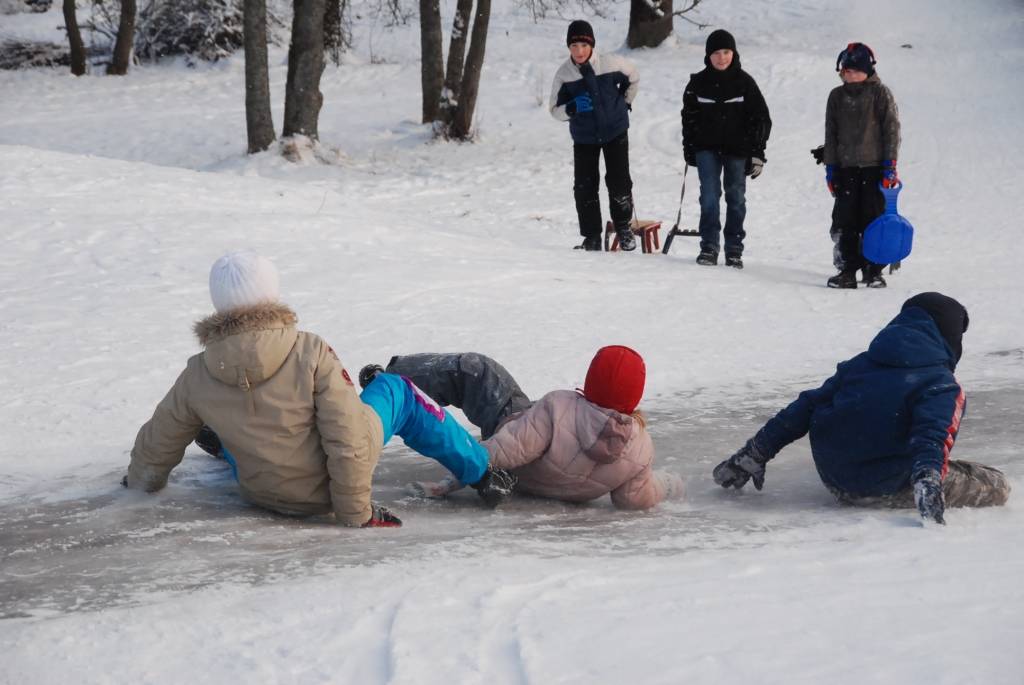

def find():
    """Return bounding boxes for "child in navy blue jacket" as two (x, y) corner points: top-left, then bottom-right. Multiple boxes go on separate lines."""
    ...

(713, 292), (1010, 524)
(550, 20), (639, 251)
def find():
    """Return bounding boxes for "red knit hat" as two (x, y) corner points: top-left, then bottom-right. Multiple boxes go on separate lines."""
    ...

(583, 345), (646, 414)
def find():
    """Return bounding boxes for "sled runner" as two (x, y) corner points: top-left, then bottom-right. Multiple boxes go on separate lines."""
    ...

(863, 181), (914, 264)
(662, 164), (699, 254)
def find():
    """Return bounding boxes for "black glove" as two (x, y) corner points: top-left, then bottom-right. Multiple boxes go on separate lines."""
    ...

(120, 474), (128, 488)
(684, 145), (696, 167)
(362, 503), (403, 528)
(713, 439), (771, 491)
(913, 470), (946, 524)
(810, 145), (825, 165)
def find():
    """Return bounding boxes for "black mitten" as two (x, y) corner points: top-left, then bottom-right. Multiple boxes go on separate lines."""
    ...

(713, 439), (771, 491)
(913, 470), (946, 524)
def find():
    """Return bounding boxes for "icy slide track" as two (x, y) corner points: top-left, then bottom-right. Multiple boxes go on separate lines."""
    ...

(3, 387), (1020, 620)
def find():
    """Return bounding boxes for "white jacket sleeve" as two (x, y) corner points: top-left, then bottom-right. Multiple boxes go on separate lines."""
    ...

(549, 62), (571, 122)
(621, 57), (639, 105)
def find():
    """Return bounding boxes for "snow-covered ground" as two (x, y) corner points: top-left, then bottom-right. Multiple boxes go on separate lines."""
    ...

(2, 0), (1023, 682)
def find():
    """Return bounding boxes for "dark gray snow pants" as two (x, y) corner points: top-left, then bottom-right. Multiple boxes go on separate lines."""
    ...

(384, 353), (532, 440)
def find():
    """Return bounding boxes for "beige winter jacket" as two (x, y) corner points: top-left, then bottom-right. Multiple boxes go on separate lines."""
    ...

(824, 74), (901, 168)
(127, 303), (384, 526)
(484, 389), (668, 510)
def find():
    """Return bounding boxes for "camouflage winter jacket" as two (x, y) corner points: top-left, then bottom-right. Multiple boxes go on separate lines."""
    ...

(824, 74), (901, 168)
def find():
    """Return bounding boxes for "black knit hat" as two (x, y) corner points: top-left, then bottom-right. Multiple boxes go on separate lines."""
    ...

(901, 292), (970, 363)
(567, 20), (595, 48)
(836, 42), (876, 76)
(705, 29), (737, 56)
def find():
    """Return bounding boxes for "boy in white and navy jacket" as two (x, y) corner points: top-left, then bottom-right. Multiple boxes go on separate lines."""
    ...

(550, 20), (639, 251)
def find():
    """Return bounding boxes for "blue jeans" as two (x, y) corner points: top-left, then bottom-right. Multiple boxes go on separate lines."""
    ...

(360, 373), (489, 485)
(696, 150), (747, 255)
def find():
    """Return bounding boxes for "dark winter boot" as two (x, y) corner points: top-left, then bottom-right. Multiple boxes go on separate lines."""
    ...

(615, 226), (637, 251)
(725, 253), (744, 269)
(195, 425), (223, 458)
(696, 250), (719, 266)
(358, 363), (384, 389)
(863, 264), (887, 289)
(470, 466), (517, 509)
(826, 270), (858, 289)
(574, 235), (602, 251)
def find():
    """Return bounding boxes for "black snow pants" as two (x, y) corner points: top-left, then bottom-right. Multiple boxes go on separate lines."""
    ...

(573, 132), (634, 238)
(384, 353), (533, 440)
(832, 166), (886, 273)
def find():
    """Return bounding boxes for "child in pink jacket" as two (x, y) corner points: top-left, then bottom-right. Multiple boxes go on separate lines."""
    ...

(362, 346), (684, 510)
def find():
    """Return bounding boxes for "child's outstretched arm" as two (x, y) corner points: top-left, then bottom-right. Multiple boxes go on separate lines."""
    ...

(314, 340), (382, 527)
(127, 363), (204, 492)
(609, 432), (680, 510)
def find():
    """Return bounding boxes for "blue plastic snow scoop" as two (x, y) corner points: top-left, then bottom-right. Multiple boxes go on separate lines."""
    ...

(862, 181), (914, 264)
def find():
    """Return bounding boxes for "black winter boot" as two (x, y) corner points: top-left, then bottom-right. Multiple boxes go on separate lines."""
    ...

(696, 250), (719, 266)
(725, 253), (744, 269)
(826, 270), (858, 289)
(195, 425), (223, 458)
(575, 235), (602, 251)
(470, 466), (517, 509)
(863, 264), (887, 289)
(615, 226), (637, 251)
(358, 364), (384, 389)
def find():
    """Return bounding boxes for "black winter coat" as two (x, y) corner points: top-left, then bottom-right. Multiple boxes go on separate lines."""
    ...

(681, 57), (771, 161)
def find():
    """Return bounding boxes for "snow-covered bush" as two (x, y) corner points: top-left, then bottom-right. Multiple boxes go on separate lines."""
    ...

(0, 40), (69, 69)
(89, 0), (276, 64)
(0, 0), (51, 13)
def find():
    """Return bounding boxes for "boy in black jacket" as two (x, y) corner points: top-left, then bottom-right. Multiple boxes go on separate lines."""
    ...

(682, 30), (771, 268)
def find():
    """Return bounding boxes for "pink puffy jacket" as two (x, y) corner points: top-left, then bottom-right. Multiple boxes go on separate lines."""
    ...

(483, 389), (674, 510)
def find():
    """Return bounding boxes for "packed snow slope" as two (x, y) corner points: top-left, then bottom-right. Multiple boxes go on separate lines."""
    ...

(1, 0), (1023, 683)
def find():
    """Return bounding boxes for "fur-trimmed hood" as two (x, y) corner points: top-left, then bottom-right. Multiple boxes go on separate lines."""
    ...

(193, 302), (298, 346)
(193, 303), (299, 389)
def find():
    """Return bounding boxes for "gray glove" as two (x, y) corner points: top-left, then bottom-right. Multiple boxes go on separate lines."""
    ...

(913, 470), (946, 524)
(713, 439), (771, 490)
(746, 157), (765, 179)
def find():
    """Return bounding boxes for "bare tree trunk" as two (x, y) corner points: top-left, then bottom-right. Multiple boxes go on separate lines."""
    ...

(244, 0), (276, 153)
(106, 0), (136, 75)
(63, 0), (86, 76)
(627, 0), (673, 49)
(419, 0), (444, 123)
(283, 0), (327, 140)
(435, 0), (473, 128)
(324, 0), (341, 65)
(449, 0), (490, 140)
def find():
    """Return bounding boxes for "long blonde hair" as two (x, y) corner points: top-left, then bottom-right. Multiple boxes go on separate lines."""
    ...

(631, 409), (647, 429)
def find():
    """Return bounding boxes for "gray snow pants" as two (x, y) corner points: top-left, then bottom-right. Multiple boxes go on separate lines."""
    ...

(384, 353), (533, 440)
(829, 460), (1011, 509)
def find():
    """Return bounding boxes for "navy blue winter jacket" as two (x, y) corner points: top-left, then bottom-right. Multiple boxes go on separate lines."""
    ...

(756, 307), (965, 497)
(550, 50), (639, 145)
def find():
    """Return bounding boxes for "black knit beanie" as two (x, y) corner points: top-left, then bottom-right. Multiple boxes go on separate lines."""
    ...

(705, 29), (737, 56)
(901, 292), (970, 363)
(567, 20), (595, 48)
